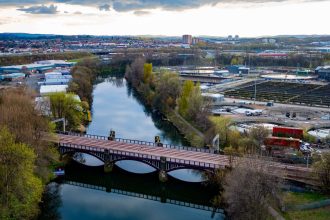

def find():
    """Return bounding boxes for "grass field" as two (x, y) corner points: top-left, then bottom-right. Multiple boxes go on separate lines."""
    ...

(283, 191), (329, 206)
(283, 206), (330, 220)
(282, 191), (330, 220)
(67, 55), (97, 63)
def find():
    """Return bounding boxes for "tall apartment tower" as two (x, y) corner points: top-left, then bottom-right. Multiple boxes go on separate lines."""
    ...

(182, 35), (193, 44)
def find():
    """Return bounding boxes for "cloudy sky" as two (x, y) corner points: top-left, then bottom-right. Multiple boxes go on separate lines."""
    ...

(0, 0), (329, 37)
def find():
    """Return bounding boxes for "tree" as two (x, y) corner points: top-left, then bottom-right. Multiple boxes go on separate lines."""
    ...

(153, 71), (181, 111)
(230, 56), (244, 65)
(178, 81), (211, 131)
(125, 57), (145, 88)
(313, 152), (330, 194)
(0, 88), (57, 182)
(238, 137), (259, 154)
(212, 117), (233, 148)
(224, 159), (282, 220)
(249, 125), (270, 153)
(143, 63), (153, 84)
(303, 130), (317, 143)
(49, 92), (84, 131)
(0, 127), (43, 219)
(178, 80), (194, 117)
(68, 65), (95, 104)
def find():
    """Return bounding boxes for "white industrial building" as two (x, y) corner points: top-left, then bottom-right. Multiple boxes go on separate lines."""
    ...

(202, 93), (225, 105)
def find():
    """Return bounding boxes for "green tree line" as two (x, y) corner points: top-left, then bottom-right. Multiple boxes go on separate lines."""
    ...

(0, 88), (58, 219)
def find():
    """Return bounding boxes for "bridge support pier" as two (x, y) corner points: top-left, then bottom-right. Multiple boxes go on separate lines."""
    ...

(159, 156), (168, 182)
(104, 161), (114, 173)
(159, 170), (168, 183)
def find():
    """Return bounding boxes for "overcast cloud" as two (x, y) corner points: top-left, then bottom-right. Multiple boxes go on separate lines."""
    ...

(0, 0), (327, 12)
(17, 4), (59, 14)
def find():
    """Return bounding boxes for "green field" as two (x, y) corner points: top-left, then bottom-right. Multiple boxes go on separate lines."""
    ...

(283, 206), (330, 220)
(282, 191), (330, 220)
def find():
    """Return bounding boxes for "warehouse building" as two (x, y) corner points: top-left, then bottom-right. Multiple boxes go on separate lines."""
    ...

(0, 60), (76, 74)
(226, 65), (250, 74)
(315, 66), (330, 81)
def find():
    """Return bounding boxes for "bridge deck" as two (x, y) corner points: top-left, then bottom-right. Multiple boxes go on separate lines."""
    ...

(58, 134), (228, 169)
(57, 134), (313, 176)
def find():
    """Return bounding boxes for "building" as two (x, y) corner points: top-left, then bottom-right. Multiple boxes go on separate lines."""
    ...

(315, 66), (330, 81)
(34, 60), (76, 68)
(0, 63), (54, 74)
(0, 73), (25, 81)
(0, 60), (76, 74)
(192, 37), (200, 45)
(182, 35), (193, 45)
(226, 65), (250, 74)
(40, 84), (68, 95)
(202, 93), (225, 105)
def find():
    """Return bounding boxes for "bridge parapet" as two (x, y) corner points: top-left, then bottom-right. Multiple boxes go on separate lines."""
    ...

(57, 131), (213, 153)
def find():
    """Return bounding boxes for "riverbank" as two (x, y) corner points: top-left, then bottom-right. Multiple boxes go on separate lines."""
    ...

(124, 60), (208, 148)
(166, 110), (205, 147)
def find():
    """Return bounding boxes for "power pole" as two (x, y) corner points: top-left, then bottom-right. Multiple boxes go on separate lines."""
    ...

(254, 78), (257, 104)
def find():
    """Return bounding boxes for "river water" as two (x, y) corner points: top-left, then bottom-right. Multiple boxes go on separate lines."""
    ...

(39, 77), (224, 220)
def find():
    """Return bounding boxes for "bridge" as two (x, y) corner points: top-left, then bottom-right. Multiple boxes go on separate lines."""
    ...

(53, 132), (316, 184)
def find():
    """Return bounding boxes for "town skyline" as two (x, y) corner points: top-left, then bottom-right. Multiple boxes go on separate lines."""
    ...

(0, 0), (329, 36)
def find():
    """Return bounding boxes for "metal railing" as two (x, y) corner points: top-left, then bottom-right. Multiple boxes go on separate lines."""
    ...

(56, 131), (213, 154)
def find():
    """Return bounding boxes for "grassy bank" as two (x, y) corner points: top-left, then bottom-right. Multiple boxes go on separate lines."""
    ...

(282, 191), (330, 220)
(283, 206), (330, 220)
(166, 110), (204, 147)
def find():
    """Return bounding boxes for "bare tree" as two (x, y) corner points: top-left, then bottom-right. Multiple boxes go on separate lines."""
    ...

(249, 125), (270, 152)
(223, 158), (283, 220)
(313, 152), (330, 194)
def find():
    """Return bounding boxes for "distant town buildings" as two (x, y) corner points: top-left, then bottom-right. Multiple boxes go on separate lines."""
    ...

(182, 35), (193, 45)
(182, 35), (203, 46)
(262, 38), (277, 44)
(192, 37), (200, 45)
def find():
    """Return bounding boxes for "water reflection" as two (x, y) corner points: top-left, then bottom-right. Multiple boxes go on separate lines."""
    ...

(40, 162), (224, 220)
(87, 78), (189, 146)
(169, 169), (206, 183)
(115, 160), (156, 174)
(73, 153), (205, 182)
(38, 182), (62, 220)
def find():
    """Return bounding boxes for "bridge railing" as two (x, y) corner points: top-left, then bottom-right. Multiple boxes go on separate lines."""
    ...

(56, 131), (213, 154)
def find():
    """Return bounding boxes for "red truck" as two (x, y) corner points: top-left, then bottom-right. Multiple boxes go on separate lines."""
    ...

(272, 126), (303, 139)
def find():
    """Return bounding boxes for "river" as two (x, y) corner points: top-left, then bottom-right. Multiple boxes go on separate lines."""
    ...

(39, 77), (224, 220)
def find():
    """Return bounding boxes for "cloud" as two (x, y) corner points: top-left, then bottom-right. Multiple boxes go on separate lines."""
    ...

(134, 10), (151, 16)
(1, 0), (327, 12)
(17, 4), (59, 14)
(99, 4), (110, 11)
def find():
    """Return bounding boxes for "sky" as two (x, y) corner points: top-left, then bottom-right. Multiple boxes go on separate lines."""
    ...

(0, 0), (329, 37)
